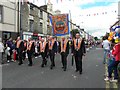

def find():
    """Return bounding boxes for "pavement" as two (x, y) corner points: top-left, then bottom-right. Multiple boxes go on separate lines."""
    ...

(1, 46), (120, 88)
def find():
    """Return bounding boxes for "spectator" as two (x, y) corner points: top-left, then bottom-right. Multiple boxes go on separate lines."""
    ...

(102, 36), (111, 64)
(0, 38), (4, 64)
(104, 40), (120, 82)
(6, 37), (13, 62)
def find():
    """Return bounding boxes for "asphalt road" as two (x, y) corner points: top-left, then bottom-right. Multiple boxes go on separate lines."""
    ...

(2, 47), (120, 88)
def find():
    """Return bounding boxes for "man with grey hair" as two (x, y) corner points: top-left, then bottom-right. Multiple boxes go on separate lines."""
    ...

(71, 33), (86, 74)
(0, 38), (4, 64)
(48, 36), (57, 69)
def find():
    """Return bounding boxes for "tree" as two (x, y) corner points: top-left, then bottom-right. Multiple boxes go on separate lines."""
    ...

(94, 37), (99, 41)
(70, 29), (79, 38)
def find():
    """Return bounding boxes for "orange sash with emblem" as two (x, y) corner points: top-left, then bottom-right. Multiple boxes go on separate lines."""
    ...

(40, 41), (47, 52)
(61, 40), (68, 52)
(49, 39), (55, 50)
(17, 40), (22, 48)
(74, 39), (82, 50)
(27, 41), (33, 50)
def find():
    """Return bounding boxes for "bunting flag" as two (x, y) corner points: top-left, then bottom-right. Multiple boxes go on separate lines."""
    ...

(80, 10), (117, 17)
(50, 14), (70, 36)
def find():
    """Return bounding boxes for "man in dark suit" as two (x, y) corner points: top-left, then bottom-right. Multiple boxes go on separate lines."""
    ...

(48, 36), (57, 69)
(40, 38), (48, 67)
(16, 37), (24, 65)
(58, 37), (69, 71)
(27, 38), (35, 66)
(71, 33), (86, 74)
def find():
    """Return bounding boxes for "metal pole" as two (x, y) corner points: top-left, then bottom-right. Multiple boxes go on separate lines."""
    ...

(20, 1), (23, 39)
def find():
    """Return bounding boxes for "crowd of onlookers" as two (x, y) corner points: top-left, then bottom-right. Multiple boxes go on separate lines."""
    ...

(102, 36), (120, 83)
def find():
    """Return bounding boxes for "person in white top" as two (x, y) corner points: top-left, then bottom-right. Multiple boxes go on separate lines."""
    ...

(0, 38), (4, 64)
(102, 36), (111, 64)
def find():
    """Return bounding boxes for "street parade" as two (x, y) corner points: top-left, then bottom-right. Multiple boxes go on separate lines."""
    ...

(0, 0), (120, 89)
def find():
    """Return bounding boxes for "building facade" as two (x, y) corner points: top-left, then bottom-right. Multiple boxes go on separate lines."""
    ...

(21, 2), (53, 40)
(0, 0), (18, 43)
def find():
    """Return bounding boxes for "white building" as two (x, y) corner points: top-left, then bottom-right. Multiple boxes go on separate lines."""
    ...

(0, 0), (18, 43)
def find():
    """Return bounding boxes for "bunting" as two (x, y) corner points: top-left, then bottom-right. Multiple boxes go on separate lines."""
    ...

(80, 10), (117, 17)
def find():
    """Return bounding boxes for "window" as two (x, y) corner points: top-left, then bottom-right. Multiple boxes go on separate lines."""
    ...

(40, 10), (43, 19)
(29, 20), (34, 32)
(0, 5), (3, 23)
(30, 5), (34, 10)
(40, 22), (43, 33)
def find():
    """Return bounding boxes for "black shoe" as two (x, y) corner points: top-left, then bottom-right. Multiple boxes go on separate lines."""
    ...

(79, 72), (82, 74)
(64, 69), (66, 71)
(18, 62), (23, 65)
(28, 64), (32, 66)
(41, 64), (44, 67)
(53, 64), (55, 67)
(75, 70), (79, 72)
(1, 62), (4, 64)
(50, 66), (53, 69)
(45, 61), (47, 66)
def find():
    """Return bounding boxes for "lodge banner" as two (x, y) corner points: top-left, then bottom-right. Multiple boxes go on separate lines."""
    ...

(50, 14), (69, 36)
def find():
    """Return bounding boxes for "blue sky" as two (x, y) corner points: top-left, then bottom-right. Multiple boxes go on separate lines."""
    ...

(80, 2), (114, 9)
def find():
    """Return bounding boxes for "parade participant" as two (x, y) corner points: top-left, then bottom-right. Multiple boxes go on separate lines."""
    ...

(0, 38), (4, 64)
(40, 38), (48, 67)
(27, 38), (35, 66)
(23, 40), (27, 60)
(46, 35), (50, 59)
(16, 37), (24, 65)
(48, 36), (57, 69)
(71, 33), (86, 74)
(58, 37), (69, 71)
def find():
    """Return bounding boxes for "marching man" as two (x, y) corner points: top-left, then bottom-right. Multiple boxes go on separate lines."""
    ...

(27, 38), (35, 66)
(58, 37), (69, 71)
(48, 36), (57, 69)
(40, 38), (48, 67)
(16, 37), (24, 65)
(71, 33), (86, 74)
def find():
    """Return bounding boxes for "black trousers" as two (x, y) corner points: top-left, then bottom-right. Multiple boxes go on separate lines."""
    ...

(23, 51), (26, 60)
(27, 51), (33, 65)
(49, 50), (55, 67)
(61, 52), (67, 69)
(18, 52), (23, 64)
(75, 55), (82, 73)
(41, 52), (47, 65)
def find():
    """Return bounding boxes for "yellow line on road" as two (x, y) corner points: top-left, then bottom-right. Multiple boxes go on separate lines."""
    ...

(105, 64), (110, 89)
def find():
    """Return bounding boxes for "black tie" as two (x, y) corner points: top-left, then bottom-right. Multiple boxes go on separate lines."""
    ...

(62, 41), (64, 48)
(76, 39), (78, 46)
(50, 41), (52, 46)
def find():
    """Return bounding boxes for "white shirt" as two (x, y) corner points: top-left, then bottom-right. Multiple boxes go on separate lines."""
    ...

(0, 42), (4, 52)
(102, 40), (111, 50)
